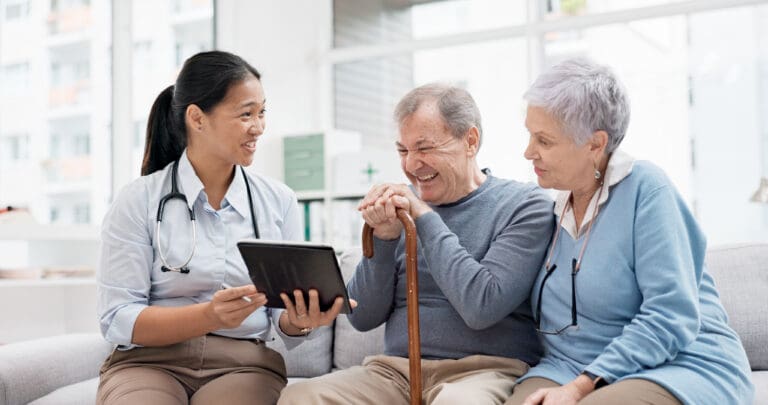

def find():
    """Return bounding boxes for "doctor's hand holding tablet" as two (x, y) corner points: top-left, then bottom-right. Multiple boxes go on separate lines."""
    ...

(235, 239), (359, 336)
(216, 280), (357, 336)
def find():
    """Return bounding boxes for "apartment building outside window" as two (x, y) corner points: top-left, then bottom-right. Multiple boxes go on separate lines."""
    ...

(0, 0), (214, 226)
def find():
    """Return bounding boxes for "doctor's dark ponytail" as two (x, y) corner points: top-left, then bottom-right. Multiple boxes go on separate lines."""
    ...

(141, 51), (261, 176)
(142, 85), (184, 175)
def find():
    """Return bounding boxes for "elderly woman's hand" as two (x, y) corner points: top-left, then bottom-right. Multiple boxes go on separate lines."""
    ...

(522, 377), (594, 405)
(278, 289), (358, 336)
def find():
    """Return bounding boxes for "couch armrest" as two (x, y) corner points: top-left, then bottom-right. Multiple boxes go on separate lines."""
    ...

(0, 333), (113, 405)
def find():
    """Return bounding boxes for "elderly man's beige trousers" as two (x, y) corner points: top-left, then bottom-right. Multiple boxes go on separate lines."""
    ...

(278, 354), (529, 405)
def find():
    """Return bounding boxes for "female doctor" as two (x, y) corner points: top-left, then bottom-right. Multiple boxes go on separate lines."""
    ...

(96, 51), (348, 405)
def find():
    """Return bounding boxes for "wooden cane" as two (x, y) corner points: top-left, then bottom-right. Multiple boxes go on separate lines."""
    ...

(362, 209), (421, 405)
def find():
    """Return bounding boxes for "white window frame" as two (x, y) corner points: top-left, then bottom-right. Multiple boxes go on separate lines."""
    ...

(323, 0), (767, 131)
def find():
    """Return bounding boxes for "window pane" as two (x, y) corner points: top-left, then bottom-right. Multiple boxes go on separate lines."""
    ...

(333, 0), (526, 48)
(544, 0), (681, 19)
(0, 0), (110, 225)
(0, 62), (30, 97)
(544, 16), (690, 193)
(334, 56), (412, 148)
(0, 134), (29, 161)
(689, 5), (768, 243)
(130, 0), (214, 177)
(414, 39), (530, 180)
(542, 4), (768, 243)
(4, 0), (29, 21)
(333, 38), (530, 182)
(411, 0), (526, 39)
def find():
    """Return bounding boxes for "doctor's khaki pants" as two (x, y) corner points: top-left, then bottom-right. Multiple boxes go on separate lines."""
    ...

(278, 354), (529, 405)
(97, 334), (286, 405)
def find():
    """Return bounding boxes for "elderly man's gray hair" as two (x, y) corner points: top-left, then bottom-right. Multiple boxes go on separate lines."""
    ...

(394, 83), (483, 148)
(524, 58), (630, 153)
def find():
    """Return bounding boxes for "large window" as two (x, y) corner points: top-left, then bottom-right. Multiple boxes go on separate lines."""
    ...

(333, 0), (526, 48)
(129, 0), (214, 178)
(0, 0), (214, 226)
(0, 0), (109, 226)
(332, 0), (768, 245)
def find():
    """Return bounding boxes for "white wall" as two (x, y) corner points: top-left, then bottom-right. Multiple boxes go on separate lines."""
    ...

(216, 0), (333, 181)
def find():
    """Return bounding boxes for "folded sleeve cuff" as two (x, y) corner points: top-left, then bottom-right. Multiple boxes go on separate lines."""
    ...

(105, 304), (146, 350)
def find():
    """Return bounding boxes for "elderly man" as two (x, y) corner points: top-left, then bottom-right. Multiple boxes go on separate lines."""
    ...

(279, 84), (554, 405)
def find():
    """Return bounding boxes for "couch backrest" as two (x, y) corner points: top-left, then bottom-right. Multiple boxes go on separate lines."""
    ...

(705, 243), (768, 371)
(334, 248), (385, 369)
(275, 243), (768, 376)
(266, 323), (334, 378)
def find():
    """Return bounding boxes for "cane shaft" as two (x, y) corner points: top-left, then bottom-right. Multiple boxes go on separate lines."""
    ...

(362, 210), (421, 405)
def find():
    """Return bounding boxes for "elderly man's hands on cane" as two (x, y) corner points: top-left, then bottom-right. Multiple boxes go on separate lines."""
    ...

(358, 183), (432, 241)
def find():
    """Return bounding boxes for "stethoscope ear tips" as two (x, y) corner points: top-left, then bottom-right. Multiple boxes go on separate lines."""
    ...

(180, 267), (190, 274)
(161, 266), (171, 272)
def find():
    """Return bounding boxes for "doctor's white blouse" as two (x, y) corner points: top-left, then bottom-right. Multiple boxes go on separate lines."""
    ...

(97, 150), (305, 350)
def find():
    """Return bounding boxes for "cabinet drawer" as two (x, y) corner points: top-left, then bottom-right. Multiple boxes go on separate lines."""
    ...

(284, 149), (324, 169)
(285, 166), (325, 191)
(283, 133), (325, 191)
(284, 134), (323, 154)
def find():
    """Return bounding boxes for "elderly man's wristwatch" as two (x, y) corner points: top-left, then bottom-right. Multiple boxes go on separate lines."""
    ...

(581, 371), (608, 389)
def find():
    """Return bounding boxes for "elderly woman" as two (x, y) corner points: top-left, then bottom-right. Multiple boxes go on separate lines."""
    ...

(505, 58), (754, 405)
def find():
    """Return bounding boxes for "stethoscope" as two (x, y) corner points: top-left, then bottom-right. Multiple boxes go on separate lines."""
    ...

(156, 159), (260, 274)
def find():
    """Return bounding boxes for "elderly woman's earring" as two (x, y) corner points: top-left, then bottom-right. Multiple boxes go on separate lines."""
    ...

(594, 168), (602, 181)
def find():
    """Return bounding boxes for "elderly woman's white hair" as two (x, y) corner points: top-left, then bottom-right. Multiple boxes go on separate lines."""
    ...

(524, 58), (630, 153)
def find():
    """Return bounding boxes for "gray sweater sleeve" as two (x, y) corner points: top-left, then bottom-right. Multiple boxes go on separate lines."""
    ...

(346, 237), (401, 331)
(416, 190), (554, 330)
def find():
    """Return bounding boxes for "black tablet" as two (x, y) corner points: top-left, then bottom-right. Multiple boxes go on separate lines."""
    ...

(237, 239), (353, 314)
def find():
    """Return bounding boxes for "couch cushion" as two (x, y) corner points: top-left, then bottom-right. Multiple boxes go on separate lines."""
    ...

(705, 243), (768, 370)
(333, 249), (386, 369)
(267, 324), (333, 378)
(28, 377), (99, 405)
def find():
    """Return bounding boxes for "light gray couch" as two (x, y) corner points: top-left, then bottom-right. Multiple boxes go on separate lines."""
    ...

(0, 244), (766, 405)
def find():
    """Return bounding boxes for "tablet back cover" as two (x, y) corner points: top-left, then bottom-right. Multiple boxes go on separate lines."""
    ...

(237, 240), (352, 314)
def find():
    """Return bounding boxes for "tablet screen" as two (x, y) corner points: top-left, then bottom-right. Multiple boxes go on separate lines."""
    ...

(237, 239), (353, 314)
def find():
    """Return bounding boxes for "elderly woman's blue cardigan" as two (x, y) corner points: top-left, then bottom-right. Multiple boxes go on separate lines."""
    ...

(520, 154), (754, 405)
